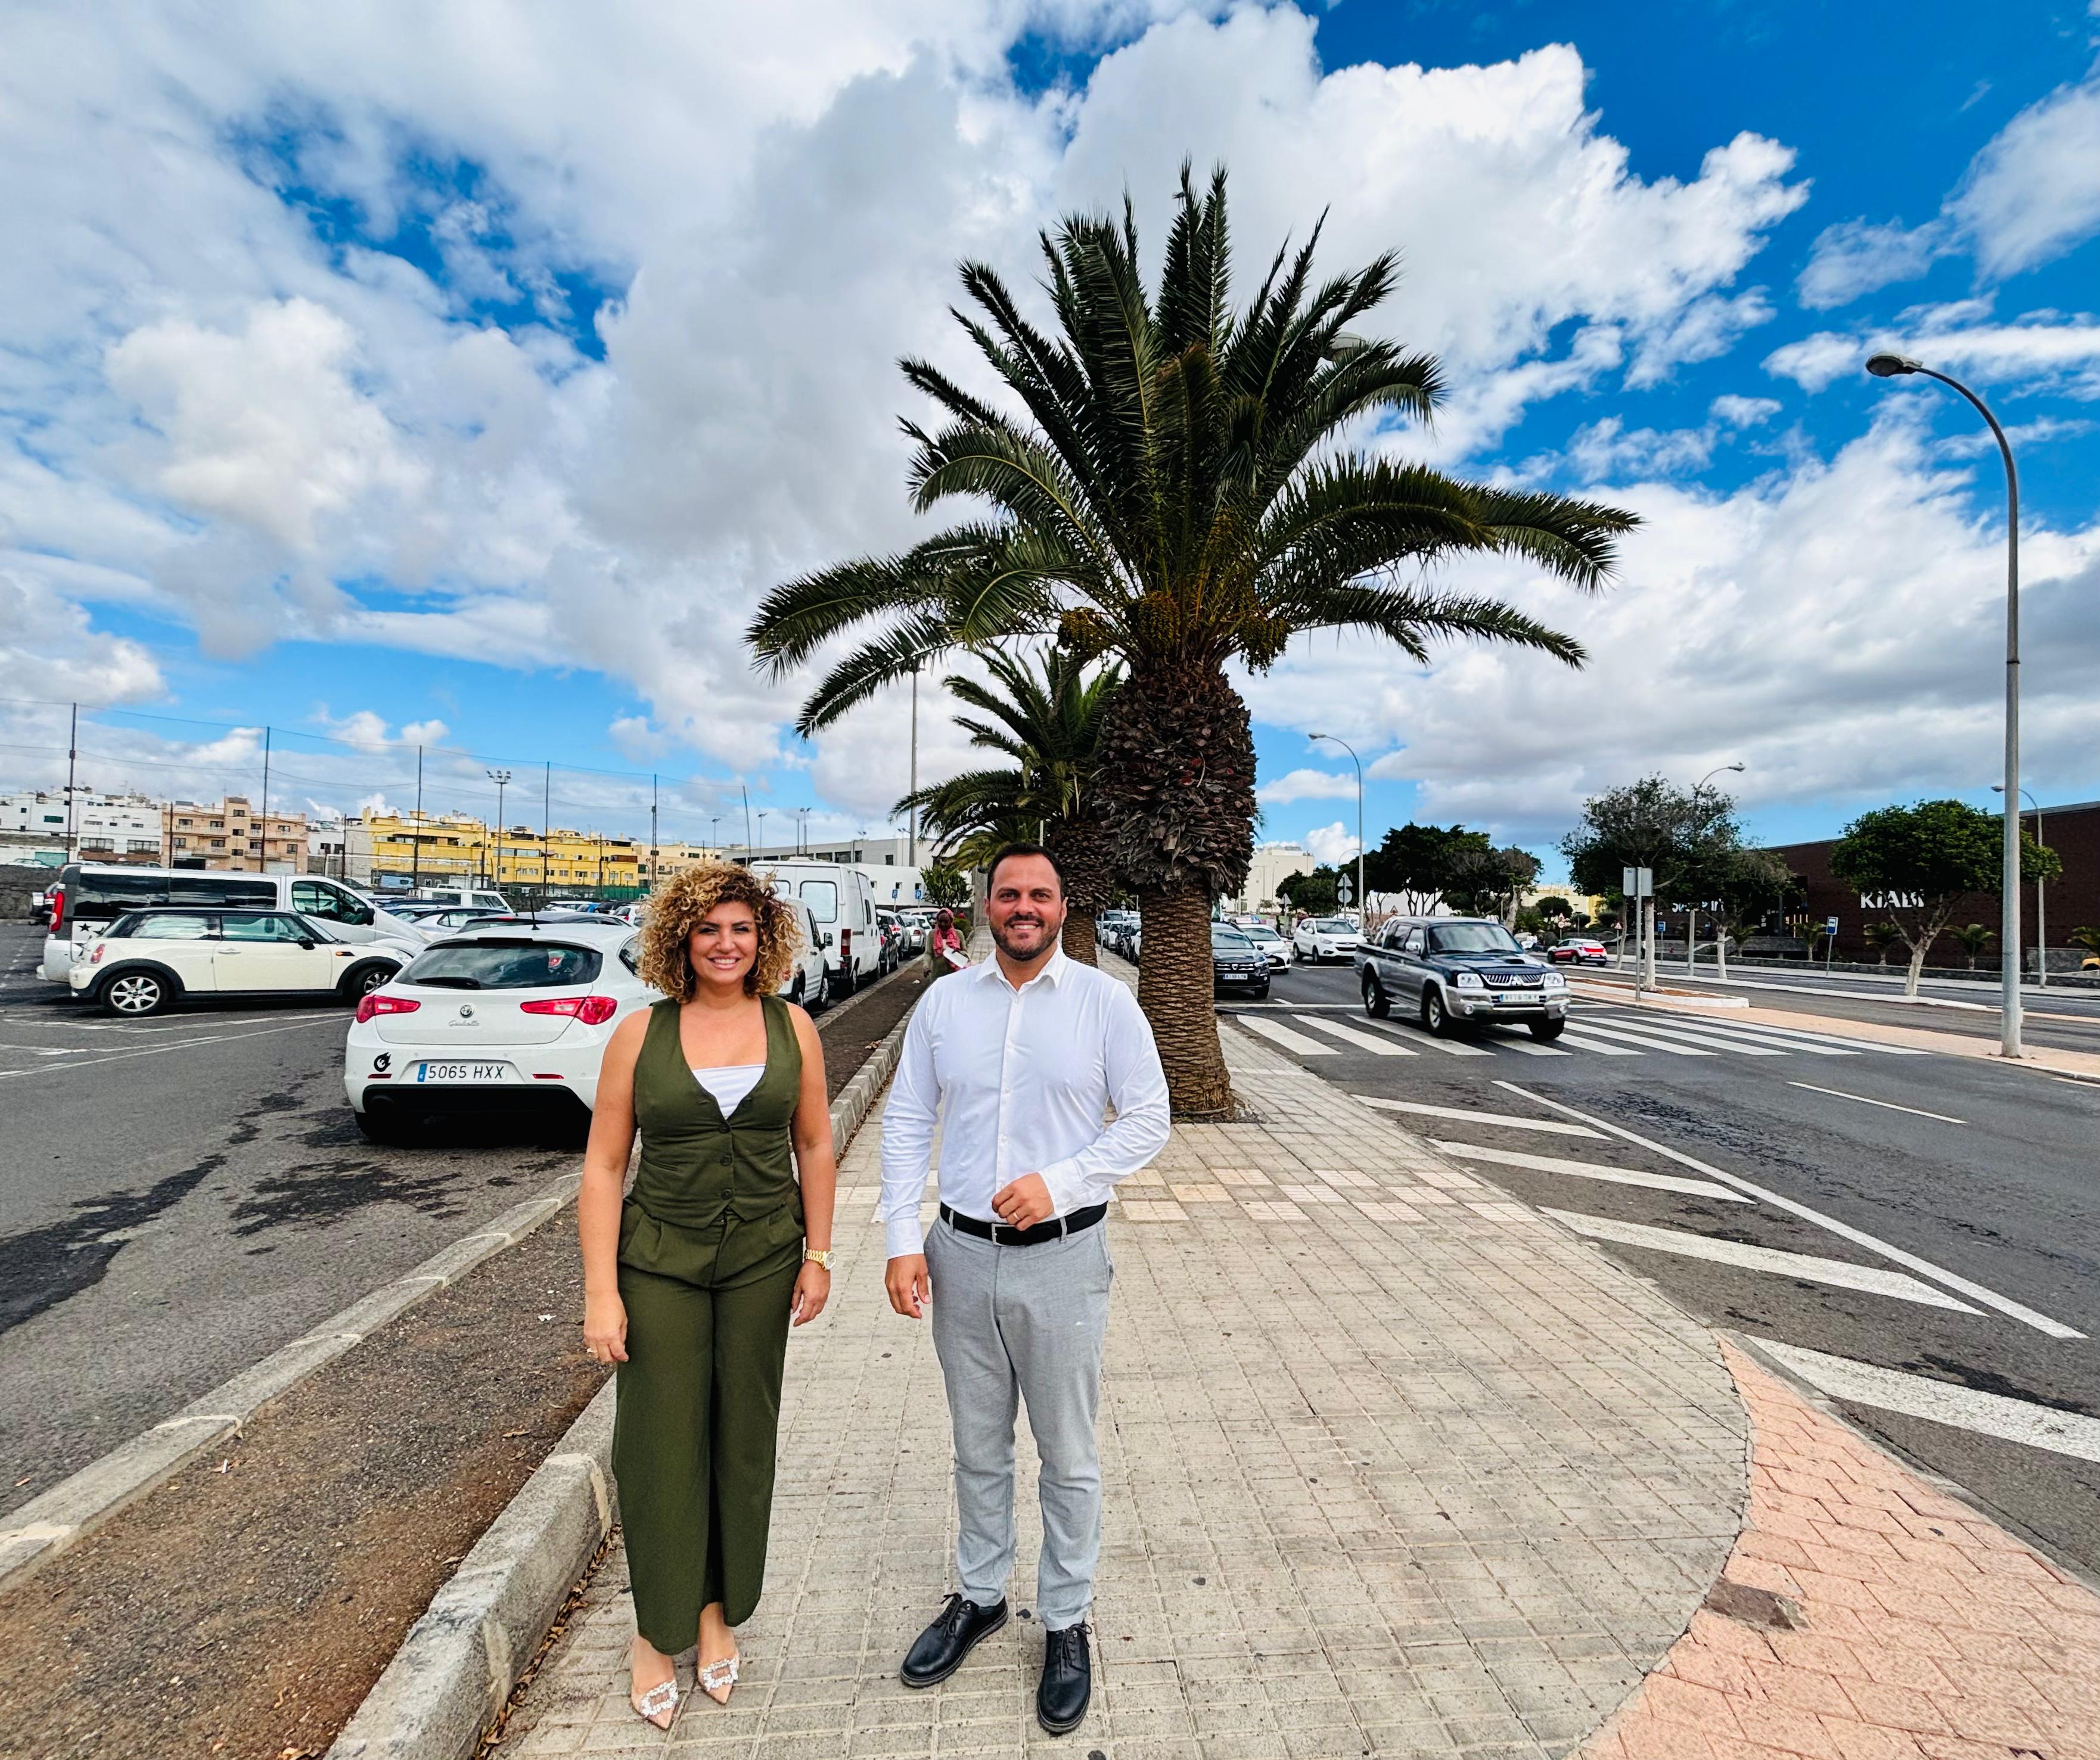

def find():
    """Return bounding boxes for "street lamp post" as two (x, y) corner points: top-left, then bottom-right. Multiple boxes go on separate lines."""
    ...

(1868, 353), (2022, 1058)
(1688, 761), (1746, 975)
(1308, 733), (1364, 927)
(487, 770), (511, 890)
(908, 661), (921, 869)
(1993, 784), (2045, 988)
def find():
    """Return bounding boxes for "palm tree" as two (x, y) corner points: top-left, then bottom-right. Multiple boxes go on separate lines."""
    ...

(1946, 922), (1996, 971)
(896, 646), (1122, 963)
(749, 166), (1636, 1115)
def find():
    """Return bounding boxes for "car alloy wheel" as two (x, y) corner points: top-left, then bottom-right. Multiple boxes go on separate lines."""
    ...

(357, 965), (393, 994)
(1363, 973), (1391, 1019)
(105, 972), (167, 1015)
(1422, 987), (1450, 1037)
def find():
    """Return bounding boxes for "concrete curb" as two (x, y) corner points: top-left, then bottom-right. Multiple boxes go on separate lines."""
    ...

(322, 997), (917, 1760)
(0, 1176), (580, 1594)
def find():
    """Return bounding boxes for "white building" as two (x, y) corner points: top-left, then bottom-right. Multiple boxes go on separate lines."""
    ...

(1222, 841), (1316, 915)
(1, 789), (166, 860)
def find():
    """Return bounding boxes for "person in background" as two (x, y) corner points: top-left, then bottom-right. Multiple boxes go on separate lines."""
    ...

(926, 906), (966, 975)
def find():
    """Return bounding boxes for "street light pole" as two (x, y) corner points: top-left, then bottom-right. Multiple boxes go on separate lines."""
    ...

(908, 662), (920, 869)
(1688, 761), (1746, 975)
(487, 769), (511, 890)
(1994, 784), (2045, 988)
(1868, 353), (2022, 1057)
(1308, 733), (1364, 926)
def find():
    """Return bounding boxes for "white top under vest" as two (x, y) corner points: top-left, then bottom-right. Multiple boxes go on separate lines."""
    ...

(691, 1062), (766, 1115)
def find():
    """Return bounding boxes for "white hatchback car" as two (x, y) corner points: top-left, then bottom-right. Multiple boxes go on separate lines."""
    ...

(1291, 915), (1362, 963)
(345, 920), (657, 1144)
(70, 906), (421, 1015)
(1242, 924), (1293, 969)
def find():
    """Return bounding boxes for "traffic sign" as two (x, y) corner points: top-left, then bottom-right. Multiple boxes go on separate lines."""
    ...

(1337, 875), (1354, 906)
(1622, 866), (1653, 898)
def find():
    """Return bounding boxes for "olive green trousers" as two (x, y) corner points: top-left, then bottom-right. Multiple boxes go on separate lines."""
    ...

(613, 1204), (803, 1647)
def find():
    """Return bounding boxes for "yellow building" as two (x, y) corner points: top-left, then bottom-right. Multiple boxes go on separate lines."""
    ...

(641, 841), (725, 885)
(361, 812), (641, 893)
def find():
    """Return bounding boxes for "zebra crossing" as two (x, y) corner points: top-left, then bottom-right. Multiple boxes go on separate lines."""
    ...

(1226, 1002), (1931, 1064)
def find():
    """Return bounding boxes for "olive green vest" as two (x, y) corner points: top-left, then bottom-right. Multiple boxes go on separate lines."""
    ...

(630, 992), (802, 1231)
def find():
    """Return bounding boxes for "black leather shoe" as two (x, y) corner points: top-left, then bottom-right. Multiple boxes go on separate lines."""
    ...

(1036, 1622), (1091, 1734)
(900, 1593), (1008, 1687)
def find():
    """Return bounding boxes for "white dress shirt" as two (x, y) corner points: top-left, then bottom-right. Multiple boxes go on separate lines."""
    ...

(880, 943), (1171, 1258)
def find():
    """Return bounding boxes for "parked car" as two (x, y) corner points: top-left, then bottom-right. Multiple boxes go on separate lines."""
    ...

(894, 909), (931, 954)
(1355, 916), (1569, 1040)
(344, 919), (656, 1144)
(875, 908), (905, 974)
(1547, 935), (1610, 966)
(1242, 923), (1292, 969)
(1211, 924), (1270, 999)
(1096, 909), (1138, 948)
(1292, 915), (1360, 964)
(69, 906), (421, 1016)
(779, 897), (830, 1011)
(412, 885), (512, 912)
(411, 906), (512, 932)
(43, 863), (427, 982)
(758, 860), (880, 994)
(30, 887), (53, 925)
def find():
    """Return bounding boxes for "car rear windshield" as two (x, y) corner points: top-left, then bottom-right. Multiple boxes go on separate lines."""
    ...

(400, 940), (603, 989)
(1211, 927), (1254, 949)
(1428, 923), (1522, 955)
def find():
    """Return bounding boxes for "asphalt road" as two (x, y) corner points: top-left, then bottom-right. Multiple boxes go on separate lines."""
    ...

(1583, 956), (2100, 1057)
(1222, 953), (2100, 1583)
(0, 921), (906, 1520)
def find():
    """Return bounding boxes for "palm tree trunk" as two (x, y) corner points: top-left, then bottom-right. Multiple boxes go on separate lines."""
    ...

(1061, 909), (1097, 965)
(1137, 882), (1232, 1117)
(1046, 814), (1110, 969)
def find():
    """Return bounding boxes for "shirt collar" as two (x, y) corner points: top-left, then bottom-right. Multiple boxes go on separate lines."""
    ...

(980, 940), (1067, 993)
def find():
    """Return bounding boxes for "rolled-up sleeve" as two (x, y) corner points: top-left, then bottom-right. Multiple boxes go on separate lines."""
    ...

(1037, 983), (1170, 1216)
(878, 1002), (942, 1258)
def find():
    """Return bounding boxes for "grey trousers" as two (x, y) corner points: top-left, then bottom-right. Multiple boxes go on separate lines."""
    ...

(925, 1217), (1113, 1630)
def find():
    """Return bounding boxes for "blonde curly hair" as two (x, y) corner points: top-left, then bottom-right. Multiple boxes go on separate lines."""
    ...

(637, 862), (803, 1002)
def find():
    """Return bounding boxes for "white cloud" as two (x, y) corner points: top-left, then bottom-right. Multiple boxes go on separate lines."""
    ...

(1245, 409), (2100, 844)
(1796, 64), (2100, 307)
(1766, 309), (2100, 396)
(1710, 394), (1780, 427)
(1301, 822), (1360, 867)
(1256, 767), (1359, 806)
(399, 718), (449, 747)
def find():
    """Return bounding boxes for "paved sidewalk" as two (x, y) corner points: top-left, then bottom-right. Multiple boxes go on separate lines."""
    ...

(493, 1022), (1747, 1758)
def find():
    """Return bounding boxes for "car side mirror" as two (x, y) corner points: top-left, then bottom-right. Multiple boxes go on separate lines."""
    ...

(299, 938), (316, 949)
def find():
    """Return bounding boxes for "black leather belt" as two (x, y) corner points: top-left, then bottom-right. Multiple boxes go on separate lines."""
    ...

(940, 1201), (1106, 1247)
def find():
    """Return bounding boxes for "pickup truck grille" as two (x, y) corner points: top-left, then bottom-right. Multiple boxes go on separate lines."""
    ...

(1481, 971), (1541, 988)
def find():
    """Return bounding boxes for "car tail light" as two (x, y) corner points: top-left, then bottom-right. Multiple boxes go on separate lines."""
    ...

(839, 927), (852, 963)
(49, 888), (66, 934)
(91, 944), (106, 965)
(520, 995), (619, 1025)
(355, 993), (421, 1024)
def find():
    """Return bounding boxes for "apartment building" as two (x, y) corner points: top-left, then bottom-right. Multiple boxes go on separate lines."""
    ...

(163, 797), (309, 872)
(2, 789), (166, 862)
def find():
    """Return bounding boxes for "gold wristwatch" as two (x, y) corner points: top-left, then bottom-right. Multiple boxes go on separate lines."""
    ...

(803, 1248), (834, 1271)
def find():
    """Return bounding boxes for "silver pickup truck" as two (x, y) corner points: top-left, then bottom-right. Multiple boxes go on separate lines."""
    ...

(1353, 916), (1569, 1040)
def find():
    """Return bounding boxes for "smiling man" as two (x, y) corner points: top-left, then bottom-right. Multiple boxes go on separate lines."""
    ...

(878, 842), (1170, 1734)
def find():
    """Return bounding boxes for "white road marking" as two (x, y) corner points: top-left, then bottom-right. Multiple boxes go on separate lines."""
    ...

(1353, 1096), (1604, 1138)
(1556, 1021), (1716, 1057)
(1494, 1081), (2083, 1340)
(1578, 1016), (1787, 1056)
(1753, 1338), (2100, 1463)
(0, 1016), (345, 1081)
(1428, 1141), (1750, 1202)
(1541, 1209), (1983, 1313)
(1234, 1016), (1337, 1056)
(1554, 1031), (1645, 1057)
(1598, 1010), (1928, 1056)
(1370, 1020), (1497, 1058)
(1787, 1082), (1966, 1125)
(1292, 1015), (1415, 1056)
(1601, 1015), (1860, 1056)
(1493, 1034), (1573, 1056)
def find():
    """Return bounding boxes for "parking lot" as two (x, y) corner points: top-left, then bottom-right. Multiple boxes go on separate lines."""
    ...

(0, 919), (921, 1520)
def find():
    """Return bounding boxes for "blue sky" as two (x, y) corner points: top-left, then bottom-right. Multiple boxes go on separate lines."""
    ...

(4, 1), (2097, 879)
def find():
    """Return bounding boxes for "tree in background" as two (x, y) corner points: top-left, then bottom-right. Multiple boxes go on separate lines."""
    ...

(1561, 775), (1743, 974)
(1276, 865), (1340, 915)
(1363, 822), (1490, 915)
(1828, 798), (2059, 997)
(922, 863), (971, 913)
(893, 647), (1122, 962)
(1947, 923), (1996, 970)
(1862, 921), (1905, 967)
(749, 167), (1636, 1116)
(1533, 895), (1574, 927)
(1706, 847), (1798, 978)
(1442, 844), (1541, 921)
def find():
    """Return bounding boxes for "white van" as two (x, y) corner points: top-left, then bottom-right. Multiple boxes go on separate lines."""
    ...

(41, 863), (427, 982)
(756, 860), (879, 994)
(411, 884), (511, 912)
